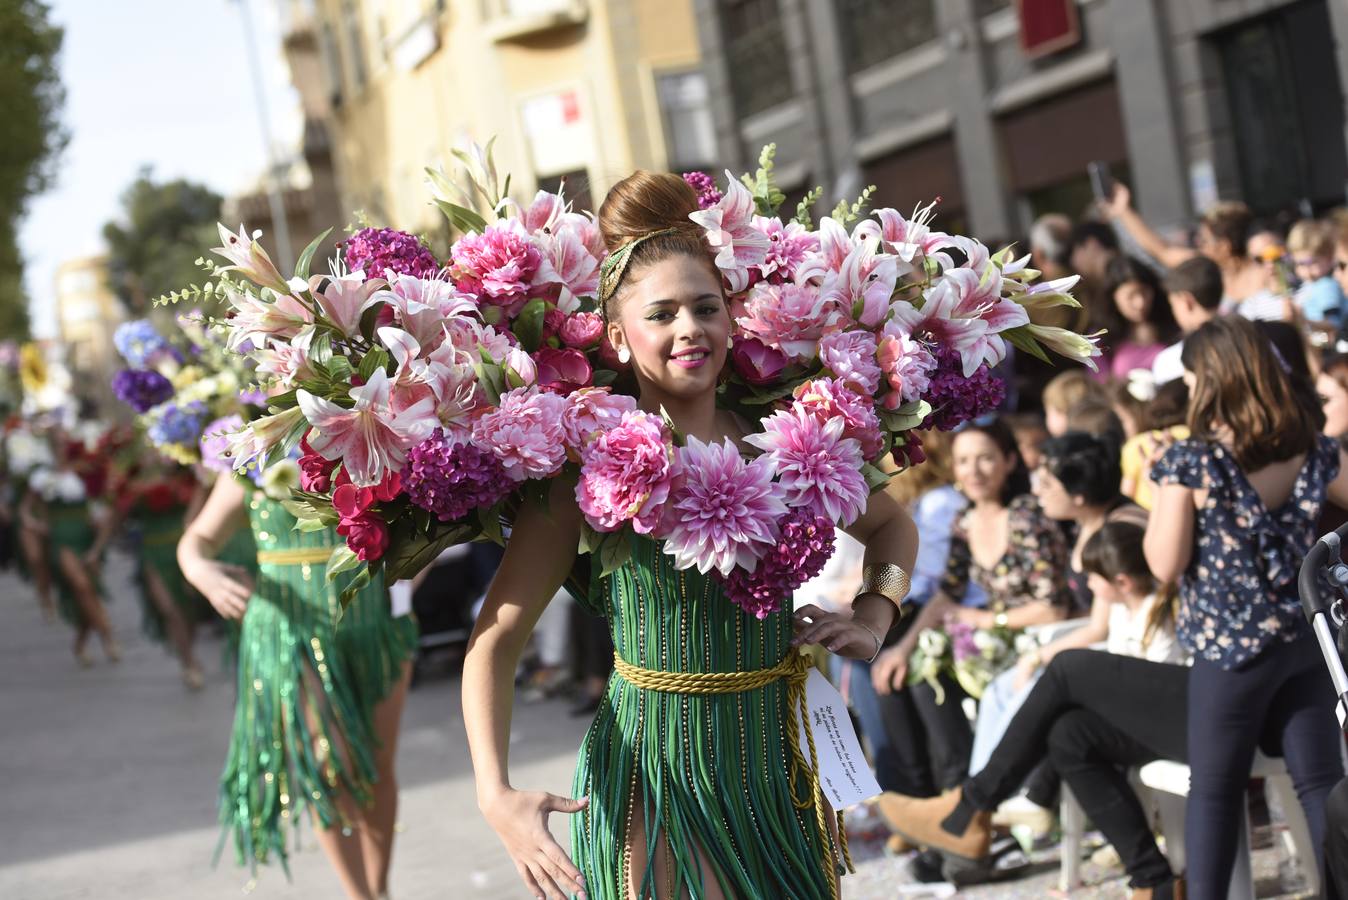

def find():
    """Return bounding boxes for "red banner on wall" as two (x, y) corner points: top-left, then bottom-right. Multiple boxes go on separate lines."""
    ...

(1017, 0), (1082, 59)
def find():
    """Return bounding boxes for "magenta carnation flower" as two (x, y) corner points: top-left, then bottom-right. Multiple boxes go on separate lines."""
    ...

(735, 281), (845, 361)
(343, 227), (440, 279)
(471, 387), (568, 481)
(562, 388), (638, 452)
(793, 377), (885, 461)
(718, 509), (835, 619)
(878, 326), (937, 408)
(450, 223), (542, 318)
(923, 344), (1006, 431)
(575, 411), (672, 534)
(403, 429), (512, 522)
(745, 405), (868, 527)
(753, 216), (820, 284)
(659, 436), (786, 576)
(682, 171), (723, 209)
(818, 330), (882, 395)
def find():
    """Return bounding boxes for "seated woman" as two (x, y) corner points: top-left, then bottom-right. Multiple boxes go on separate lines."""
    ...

(879, 522), (1188, 900)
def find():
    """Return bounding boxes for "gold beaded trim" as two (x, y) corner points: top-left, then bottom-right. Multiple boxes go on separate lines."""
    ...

(256, 547), (335, 566)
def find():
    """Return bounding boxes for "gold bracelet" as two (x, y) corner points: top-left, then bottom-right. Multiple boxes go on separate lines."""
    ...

(857, 564), (911, 606)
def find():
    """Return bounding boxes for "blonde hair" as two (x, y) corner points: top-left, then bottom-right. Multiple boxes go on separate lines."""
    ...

(1043, 369), (1106, 415)
(1287, 219), (1335, 258)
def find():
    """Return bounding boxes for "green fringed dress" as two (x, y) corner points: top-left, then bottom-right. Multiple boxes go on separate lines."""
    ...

(214, 523), (258, 666)
(46, 500), (99, 627)
(570, 535), (837, 899)
(217, 494), (418, 872)
(134, 505), (214, 642)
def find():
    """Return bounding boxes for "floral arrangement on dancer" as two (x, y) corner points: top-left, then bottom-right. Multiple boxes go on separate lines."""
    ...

(186, 143), (1098, 608)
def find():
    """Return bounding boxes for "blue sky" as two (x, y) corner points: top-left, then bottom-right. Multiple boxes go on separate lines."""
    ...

(18, 0), (302, 337)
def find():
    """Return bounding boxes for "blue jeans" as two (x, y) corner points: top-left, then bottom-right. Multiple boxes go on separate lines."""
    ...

(1187, 636), (1344, 898)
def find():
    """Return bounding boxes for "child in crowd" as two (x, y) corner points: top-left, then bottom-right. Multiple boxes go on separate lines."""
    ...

(1288, 219), (1346, 332)
(1042, 370), (1107, 437)
(1004, 413), (1048, 472)
(1152, 256), (1224, 385)
(1097, 256), (1178, 380)
(1062, 397), (1124, 441)
(1119, 379), (1190, 510)
(1146, 316), (1348, 897)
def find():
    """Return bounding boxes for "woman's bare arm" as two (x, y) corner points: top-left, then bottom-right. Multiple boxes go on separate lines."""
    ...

(177, 475), (253, 619)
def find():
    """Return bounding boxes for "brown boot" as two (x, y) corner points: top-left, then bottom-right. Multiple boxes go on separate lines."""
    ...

(875, 787), (992, 860)
(1130, 876), (1185, 900)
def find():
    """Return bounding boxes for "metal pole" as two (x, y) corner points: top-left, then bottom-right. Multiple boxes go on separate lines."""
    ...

(235, 0), (294, 271)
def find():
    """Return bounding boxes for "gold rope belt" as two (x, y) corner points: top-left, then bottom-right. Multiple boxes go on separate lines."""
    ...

(256, 547), (333, 566)
(612, 650), (853, 896)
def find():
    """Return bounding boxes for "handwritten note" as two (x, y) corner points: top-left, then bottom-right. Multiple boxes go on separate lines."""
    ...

(796, 668), (882, 810)
(390, 581), (413, 618)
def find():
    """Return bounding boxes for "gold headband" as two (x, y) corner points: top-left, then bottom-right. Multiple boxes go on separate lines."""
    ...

(598, 227), (677, 314)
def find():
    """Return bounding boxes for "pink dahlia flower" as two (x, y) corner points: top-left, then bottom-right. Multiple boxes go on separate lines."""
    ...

(450, 222), (542, 319)
(753, 216), (820, 284)
(470, 387), (568, 482)
(575, 410), (673, 534)
(745, 406), (867, 527)
(735, 282), (846, 361)
(877, 324), (938, 408)
(818, 330), (882, 395)
(718, 509), (835, 619)
(562, 388), (638, 452)
(793, 377), (885, 461)
(659, 436), (786, 576)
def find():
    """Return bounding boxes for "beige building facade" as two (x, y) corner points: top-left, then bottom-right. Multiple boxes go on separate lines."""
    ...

(54, 255), (126, 417)
(281, 0), (712, 238)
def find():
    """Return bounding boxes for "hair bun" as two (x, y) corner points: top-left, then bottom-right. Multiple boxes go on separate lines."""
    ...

(598, 171), (700, 253)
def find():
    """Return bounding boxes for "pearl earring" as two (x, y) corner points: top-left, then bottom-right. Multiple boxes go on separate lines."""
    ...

(617, 346), (631, 364)
(726, 335), (734, 350)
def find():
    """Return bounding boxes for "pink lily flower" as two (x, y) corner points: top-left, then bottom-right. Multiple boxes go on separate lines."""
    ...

(889, 265), (1029, 377)
(371, 274), (478, 350)
(307, 270), (387, 338)
(533, 223), (601, 313)
(297, 368), (437, 486)
(796, 217), (854, 284)
(819, 235), (900, 328)
(688, 172), (770, 293)
(213, 223), (291, 294)
(222, 286), (314, 350)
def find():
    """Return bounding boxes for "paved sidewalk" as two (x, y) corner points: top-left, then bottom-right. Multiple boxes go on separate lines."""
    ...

(0, 553), (1309, 898)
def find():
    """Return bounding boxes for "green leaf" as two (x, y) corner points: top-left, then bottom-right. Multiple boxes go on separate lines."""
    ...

(738, 380), (799, 406)
(1003, 326), (1052, 365)
(293, 517), (331, 533)
(294, 227), (333, 281)
(592, 368), (617, 387)
(878, 399), (932, 433)
(325, 356), (354, 381)
(325, 546), (362, 581)
(337, 564), (376, 611)
(513, 299), (548, 353)
(477, 501), (505, 546)
(861, 462), (894, 492)
(381, 524), (475, 582)
(266, 389), (299, 410)
(358, 304), (383, 341)
(597, 533), (632, 577)
(358, 346), (391, 380)
(310, 332), (333, 367)
(472, 355), (505, 405)
(432, 198), (488, 235)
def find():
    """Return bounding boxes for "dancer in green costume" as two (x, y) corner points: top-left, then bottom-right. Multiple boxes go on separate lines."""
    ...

(463, 173), (918, 900)
(20, 463), (119, 665)
(179, 472), (417, 900)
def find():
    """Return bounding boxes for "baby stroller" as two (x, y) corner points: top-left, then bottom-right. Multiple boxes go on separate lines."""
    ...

(1297, 527), (1348, 896)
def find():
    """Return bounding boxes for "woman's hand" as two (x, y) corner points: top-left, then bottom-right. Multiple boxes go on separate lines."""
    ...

(480, 788), (589, 900)
(82, 547), (102, 570)
(953, 606), (993, 629)
(181, 558), (254, 620)
(870, 643), (911, 696)
(1102, 181), (1132, 218)
(792, 604), (884, 660)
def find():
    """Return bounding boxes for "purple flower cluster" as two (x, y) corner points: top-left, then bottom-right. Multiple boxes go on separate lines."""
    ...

(343, 227), (440, 279)
(112, 369), (174, 413)
(923, 345), (1006, 431)
(403, 429), (513, 522)
(717, 509), (835, 619)
(948, 619), (978, 663)
(682, 171), (724, 210)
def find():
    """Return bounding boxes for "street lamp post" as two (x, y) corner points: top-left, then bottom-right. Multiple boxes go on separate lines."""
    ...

(234, 0), (294, 271)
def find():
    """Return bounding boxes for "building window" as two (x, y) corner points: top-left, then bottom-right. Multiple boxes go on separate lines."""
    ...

(343, 1), (367, 90)
(320, 21), (344, 105)
(973, 0), (1011, 17)
(718, 0), (793, 118)
(833, 0), (937, 74)
(656, 70), (718, 172)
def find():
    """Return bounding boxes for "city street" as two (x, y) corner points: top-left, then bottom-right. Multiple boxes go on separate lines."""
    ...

(0, 552), (1291, 899)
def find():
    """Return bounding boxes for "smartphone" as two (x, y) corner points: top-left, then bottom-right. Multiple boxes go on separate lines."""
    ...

(1087, 161), (1114, 203)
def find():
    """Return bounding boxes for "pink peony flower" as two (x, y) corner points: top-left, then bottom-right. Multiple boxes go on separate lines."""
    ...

(877, 326), (938, 408)
(717, 509), (835, 619)
(575, 410), (673, 534)
(659, 436), (786, 576)
(687, 174), (770, 293)
(470, 387), (569, 482)
(450, 222), (542, 319)
(297, 368), (438, 486)
(818, 330), (882, 395)
(504, 346), (538, 388)
(745, 406), (868, 526)
(559, 311), (605, 350)
(735, 282), (846, 361)
(337, 512), (389, 561)
(533, 347), (593, 395)
(753, 216), (820, 284)
(562, 388), (639, 452)
(793, 377), (886, 461)
(730, 335), (788, 386)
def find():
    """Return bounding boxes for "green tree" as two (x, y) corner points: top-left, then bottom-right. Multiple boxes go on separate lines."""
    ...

(0, 0), (69, 338)
(102, 169), (223, 312)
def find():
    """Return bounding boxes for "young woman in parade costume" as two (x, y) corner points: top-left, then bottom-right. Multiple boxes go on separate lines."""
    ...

(462, 172), (919, 900)
(19, 433), (119, 665)
(178, 464), (418, 900)
(88, 460), (213, 689)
